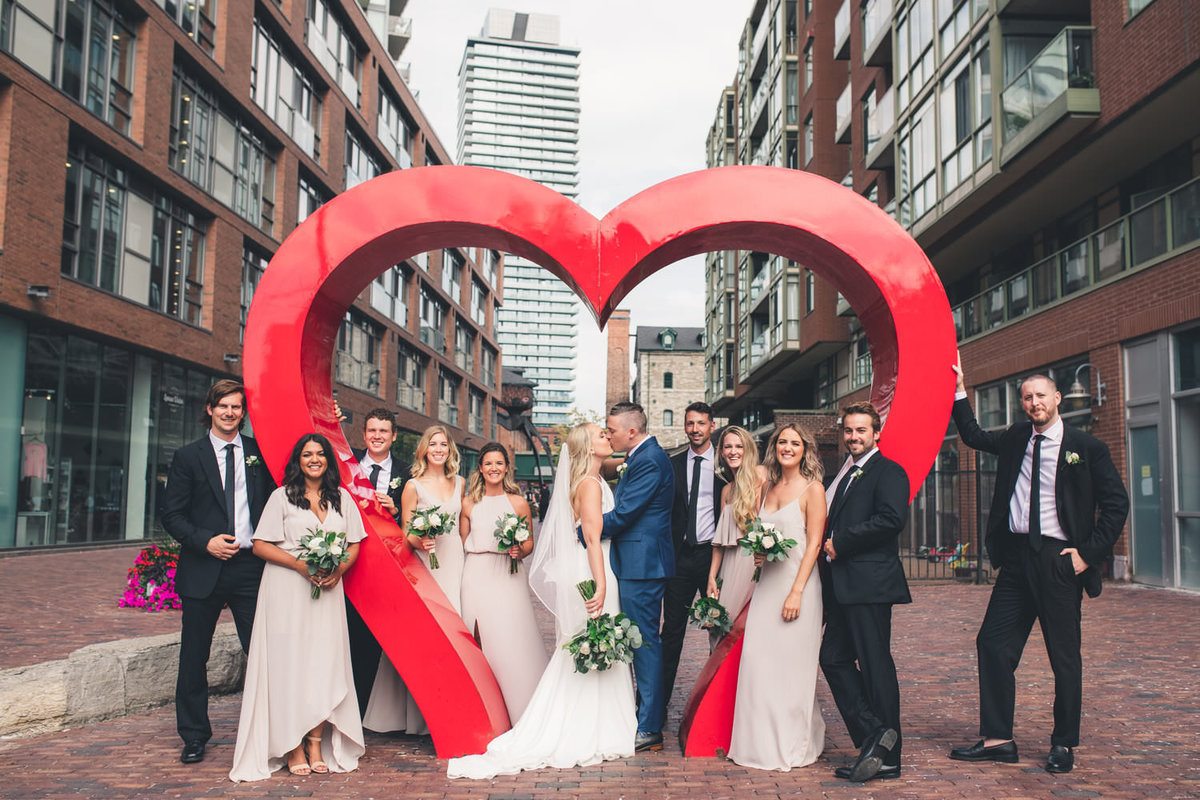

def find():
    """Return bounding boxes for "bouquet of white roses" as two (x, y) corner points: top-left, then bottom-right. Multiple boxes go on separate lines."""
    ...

(686, 593), (732, 636)
(298, 527), (349, 599)
(737, 517), (798, 582)
(494, 511), (531, 574)
(408, 505), (456, 569)
(563, 579), (643, 673)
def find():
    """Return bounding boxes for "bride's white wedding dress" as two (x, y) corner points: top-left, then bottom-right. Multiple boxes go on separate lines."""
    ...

(447, 476), (635, 778)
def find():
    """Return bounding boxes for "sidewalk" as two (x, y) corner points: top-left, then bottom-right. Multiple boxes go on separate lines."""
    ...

(1, 547), (1198, 798)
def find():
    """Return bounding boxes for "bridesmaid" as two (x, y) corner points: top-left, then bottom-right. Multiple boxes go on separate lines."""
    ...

(727, 423), (827, 771)
(460, 442), (549, 723)
(362, 424), (465, 734)
(706, 426), (767, 630)
(229, 433), (365, 781)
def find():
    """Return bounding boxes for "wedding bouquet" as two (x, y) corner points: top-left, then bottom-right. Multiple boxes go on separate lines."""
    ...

(564, 579), (643, 673)
(493, 511), (531, 573)
(686, 585), (732, 636)
(298, 527), (349, 599)
(737, 517), (798, 582)
(408, 504), (456, 569)
(118, 541), (181, 611)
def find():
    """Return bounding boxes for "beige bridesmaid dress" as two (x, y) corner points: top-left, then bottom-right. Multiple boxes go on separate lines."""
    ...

(712, 504), (756, 626)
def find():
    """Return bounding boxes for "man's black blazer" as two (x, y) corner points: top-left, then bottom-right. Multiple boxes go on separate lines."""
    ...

(670, 448), (728, 552)
(825, 451), (912, 606)
(161, 435), (276, 599)
(351, 448), (411, 520)
(952, 397), (1129, 597)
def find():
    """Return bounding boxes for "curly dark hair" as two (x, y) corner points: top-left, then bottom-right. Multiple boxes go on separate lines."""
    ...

(283, 433), (342, 515)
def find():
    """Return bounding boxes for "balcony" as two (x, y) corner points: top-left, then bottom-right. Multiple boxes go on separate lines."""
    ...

(387, 15), (412, 61)
(419, 324), (445, 352)
(437, 400), (456, 426)
(455, 348), (474, 374)
(836, 292), (855, 317)
(835, 83), (852, 144)
(335, 353), (380, 395)
(747, 78), (770, 135)
(862, 0), (893, 67)
(953, 176), (1200, 341)
(396, 381), (423, 413)
(469, 413), (483, 435)
(864, 86), (896, 169)
(834, 0), (850, 60)
(1000, 27), (1099, 166)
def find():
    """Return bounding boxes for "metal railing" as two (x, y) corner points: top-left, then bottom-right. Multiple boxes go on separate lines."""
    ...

(862, 0), (892, 56)
(419, 324), (445, 351)
(954, 175), (1200, 341)
(396, 381), (423, 412)
(834, 0), (850, 55)
(1001, 26), (1095, 142)
(835, 83), (852, 140)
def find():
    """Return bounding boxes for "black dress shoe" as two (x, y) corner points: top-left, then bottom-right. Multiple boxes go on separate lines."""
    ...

(180, 740), (206, 764)
(634, 731), (663, 752)
(848, 726), (898, 782)
(949, 739), (1019, 763)
(835, 763), (901, 782)
(1045, 745), (1074, 774)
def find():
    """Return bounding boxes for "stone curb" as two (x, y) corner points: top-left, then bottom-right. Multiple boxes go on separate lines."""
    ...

(0, 623), (245, 738)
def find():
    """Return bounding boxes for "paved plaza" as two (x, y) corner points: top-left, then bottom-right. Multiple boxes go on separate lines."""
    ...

(1, 546), (1198, 799)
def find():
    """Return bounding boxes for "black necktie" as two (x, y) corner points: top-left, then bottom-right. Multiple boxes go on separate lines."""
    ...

(834, 465), (855, 509)
(370, 464), (382, 492)
(224, 443), (237, 536)
(686, 454), (703, 546)
(1028, 434), (1045, 551)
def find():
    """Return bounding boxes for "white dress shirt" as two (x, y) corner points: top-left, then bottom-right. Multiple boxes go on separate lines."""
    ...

(209, 431), (254, 548)
(1008, 417), (1067, 542)
(826, 447), (880, 508)
(686, 443), (717, 544)
(359, 452), (394, 492)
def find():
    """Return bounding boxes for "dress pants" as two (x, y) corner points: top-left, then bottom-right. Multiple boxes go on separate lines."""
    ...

(660, 541), (711, 711)
(176, 550), (261, 743)
(620, 577), (667, 734)
(819, 599), (902, 762)
(976, 537), (1083, 747)
(346, 597), (382, 718)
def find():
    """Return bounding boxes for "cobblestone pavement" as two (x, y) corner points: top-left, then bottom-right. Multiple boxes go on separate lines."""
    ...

(1, 574), (1198, 799)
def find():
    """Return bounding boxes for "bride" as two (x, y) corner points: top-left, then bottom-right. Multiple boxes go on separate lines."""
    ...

(448, 423), (636, 778)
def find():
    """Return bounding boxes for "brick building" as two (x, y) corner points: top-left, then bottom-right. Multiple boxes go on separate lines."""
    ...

(631, 326), (708, 450)
(705, 0), (1200, 589)
(0, 0), (504, 548)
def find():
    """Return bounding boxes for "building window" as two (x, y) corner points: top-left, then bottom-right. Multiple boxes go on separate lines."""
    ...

(896, 0), (935, 108)
(805, 270), (815, 313)
(438, 369), (459, 426)
(336, 311), (381, 394)
(482, 249), (500, 288)
(442, 249), (463, 303)
(370, 264), (409, 327)
(663, 409), (674, 428)
(897, 97), (936, 227)
(240, 242), (271, 341)
(663, 371), (674, 389)
(802, 40), (812, 95)
(468, 390), (485, 435)
(305, 0), (360, 106)
(1, 0), (135, 134)
(298, 173), (332, 224)
(251, 20), (322, 159)
(1128, 0), (1156, 17)
(170, 67), (276, 235)
(345, 124), (383, 190)
(481, 345), (497, 390)
(396, 341), (425, 412)
(470, 279), (488, 327)
(377, 84), (415, 168)
(804, 112), (814, 165)
(419, 287), (447, 352)
(939, 40), (992, 195)
(153, 0), (215, 55)
(62, 143), (207, 325)
(455, 318), (475, 374)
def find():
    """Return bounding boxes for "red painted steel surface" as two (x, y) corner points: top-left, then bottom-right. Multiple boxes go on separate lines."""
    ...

(241, 165), (956, 757)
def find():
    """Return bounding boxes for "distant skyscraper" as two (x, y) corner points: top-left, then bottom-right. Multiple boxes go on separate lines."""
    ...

(458, 9), (581, 426)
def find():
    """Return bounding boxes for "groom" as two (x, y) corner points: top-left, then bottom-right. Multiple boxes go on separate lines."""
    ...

(602, 401), (675, 752)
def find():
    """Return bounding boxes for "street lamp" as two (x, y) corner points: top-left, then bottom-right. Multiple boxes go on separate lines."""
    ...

(1063, 363), (1107, 412)
(497, 368), (553, 497)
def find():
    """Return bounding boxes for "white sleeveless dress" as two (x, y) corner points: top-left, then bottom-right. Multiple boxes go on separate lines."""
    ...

(448, 478), (636, 778)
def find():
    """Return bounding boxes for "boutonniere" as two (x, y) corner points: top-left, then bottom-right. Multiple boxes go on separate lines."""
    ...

(389, 476), (402, 490)
(1065, 451), (1082, 466)
(245, 455), (261, 468)
(616, 462), (628, 478)
(852, 468), (865, 480)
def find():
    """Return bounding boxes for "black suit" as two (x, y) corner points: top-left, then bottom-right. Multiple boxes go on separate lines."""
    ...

(160, 434), (275, 744)
(953, 397), (1129, 746)
(345, 448), (411, 715)
(819, 450), (911, 762)
(661, 447), (727, 711)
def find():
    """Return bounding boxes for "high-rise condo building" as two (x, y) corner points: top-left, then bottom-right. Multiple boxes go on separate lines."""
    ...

(458, 9), (581, 426)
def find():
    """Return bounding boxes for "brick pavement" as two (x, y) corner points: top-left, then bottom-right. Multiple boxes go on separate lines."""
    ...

(2, 577), (1198, 799)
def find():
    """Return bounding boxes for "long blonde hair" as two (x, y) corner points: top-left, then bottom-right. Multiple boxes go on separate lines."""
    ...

(565, 423), (595, 509)
(467, 442), (521, 501)
(410, 424), (460, 479)
(762, 423), (823, 484)
(719, 426), (762, 530)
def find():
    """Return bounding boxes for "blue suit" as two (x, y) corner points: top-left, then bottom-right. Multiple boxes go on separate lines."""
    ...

(602, 435), (674, 734)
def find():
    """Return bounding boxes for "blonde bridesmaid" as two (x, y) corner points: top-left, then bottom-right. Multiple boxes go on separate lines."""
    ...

(706, 426), (767, 630)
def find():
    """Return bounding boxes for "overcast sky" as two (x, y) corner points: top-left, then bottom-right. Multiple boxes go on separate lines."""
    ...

(402, 1), (752, 417)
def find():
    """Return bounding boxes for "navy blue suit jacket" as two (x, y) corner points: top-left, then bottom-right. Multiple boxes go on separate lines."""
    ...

(602, 436), (675, 581)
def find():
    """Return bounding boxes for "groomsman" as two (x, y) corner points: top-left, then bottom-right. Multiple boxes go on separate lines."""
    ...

(346, 408), (411, 714)
(949, 357), (1128, 774)
(161, 380), (276, 764)
(602, 401), (675, 751)
(820, 401), (911, 783)
(661, 401), (726, 711)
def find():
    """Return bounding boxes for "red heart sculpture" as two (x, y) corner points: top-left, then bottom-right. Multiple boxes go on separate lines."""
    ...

(242, 165), (956, 757)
